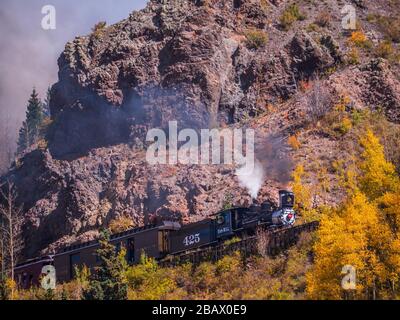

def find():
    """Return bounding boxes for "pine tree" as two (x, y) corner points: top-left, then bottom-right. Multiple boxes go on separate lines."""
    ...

(17, 121), (29, 155)
(25, 88), (44, 145)
(17, 88), (44, 154)
(82, 230), (128, 300)
(42, 87), (51, 118)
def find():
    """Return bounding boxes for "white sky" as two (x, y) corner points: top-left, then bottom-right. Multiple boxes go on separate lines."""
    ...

(0, 0), (149, 132)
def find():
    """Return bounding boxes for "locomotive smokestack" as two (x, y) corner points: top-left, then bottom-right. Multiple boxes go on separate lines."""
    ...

(279, 190), (295, 209)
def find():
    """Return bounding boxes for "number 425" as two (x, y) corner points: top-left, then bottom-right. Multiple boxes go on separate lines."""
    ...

(183, 233), (200, 246)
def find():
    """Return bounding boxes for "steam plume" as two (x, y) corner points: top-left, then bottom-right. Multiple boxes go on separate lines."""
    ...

(236, 160), (265, 199)
(235, 134), (293, 199)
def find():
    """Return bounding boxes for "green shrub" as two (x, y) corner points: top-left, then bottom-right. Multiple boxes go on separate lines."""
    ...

(280, 4), (306, 31)
(314, 10), (331, 28)
(307, 23), (318, 32)
(375, 16), (400, 43)
(244, 29), (268, 49)
(375, 40), (395, 59)
(347, 47), (360, 65)
(92, 21), (107, 39)
(336, 117), (353, 135)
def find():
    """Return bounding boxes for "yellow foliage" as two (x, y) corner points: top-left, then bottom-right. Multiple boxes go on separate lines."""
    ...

(15, 236), (315, 300)
(92, 21), (107, 38)
(126, 253), (177, 300)
(307, 190), (393, 299)
(358, 129), (398, 201)
(291, 165), (320, 222)
(6, 279), (18, 300)
(288, 135), (301, 150)
(224, 237), (241, 246)
(348, 31), (370, 48)
(108, 216), (134, 234)
(280, 4), (306, 31)
(308, 130), (400, 299)
(338, 117), (353, 135)
(380, 192), (400, 232)
(322, 96), (355, 138)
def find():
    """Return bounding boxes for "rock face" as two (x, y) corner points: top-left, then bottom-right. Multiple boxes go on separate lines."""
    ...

(330, 59), (400, 122)
(3, 0), (400, 258)
(48, 0), (343, 158)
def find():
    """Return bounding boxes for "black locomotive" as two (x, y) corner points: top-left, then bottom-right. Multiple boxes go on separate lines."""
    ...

(14, 190), (296, 288)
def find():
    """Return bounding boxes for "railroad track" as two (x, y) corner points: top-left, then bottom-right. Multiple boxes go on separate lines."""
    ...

(159, 221), (319, 267)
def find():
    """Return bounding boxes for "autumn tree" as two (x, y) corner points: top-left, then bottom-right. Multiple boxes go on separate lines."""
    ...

(0, 276), (11, 300)
(82, 230), (128, 300)
(358, 130), (399, 201)
(125, 253), (177, 300)
(306, 190), (393, 299)
(307, 129), (400, 299)
(291, 164), (319, 222)
(0, 181), (24, 299)
(0, 113), (16, 175)
(108, 216), (134, 234)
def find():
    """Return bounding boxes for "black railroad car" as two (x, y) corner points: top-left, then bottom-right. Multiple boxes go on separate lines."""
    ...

(14, 255), (54, 289)
(54, 238), (100, 283)
(54, 221), (181, 282)
(169, 219), (216, 254)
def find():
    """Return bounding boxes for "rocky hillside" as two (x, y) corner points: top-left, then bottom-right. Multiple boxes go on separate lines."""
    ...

(2, 0), (400, 258)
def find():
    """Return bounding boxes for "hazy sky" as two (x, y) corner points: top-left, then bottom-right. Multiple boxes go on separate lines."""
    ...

(0, 0), (148, 135)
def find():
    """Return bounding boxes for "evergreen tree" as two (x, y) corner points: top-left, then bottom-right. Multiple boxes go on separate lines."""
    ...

(17, 88), (44, 154)
(42, 87), (51, 118)
(25, 88), (44, 145)
(17, 121), (29, 155)
(82, 230), (128, 300)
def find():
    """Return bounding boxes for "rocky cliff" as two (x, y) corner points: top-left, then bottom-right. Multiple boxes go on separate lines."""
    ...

(2, 0), (400, 258)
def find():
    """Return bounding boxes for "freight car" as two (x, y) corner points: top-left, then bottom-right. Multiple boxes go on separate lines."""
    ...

(14, 255), (54, 289)
(14, 190), (296, 289)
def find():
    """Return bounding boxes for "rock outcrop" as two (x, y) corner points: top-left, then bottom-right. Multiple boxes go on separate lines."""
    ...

(48, 0), (343, 158)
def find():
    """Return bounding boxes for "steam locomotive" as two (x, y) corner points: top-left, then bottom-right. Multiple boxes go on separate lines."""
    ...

(14, 190), (296, 288)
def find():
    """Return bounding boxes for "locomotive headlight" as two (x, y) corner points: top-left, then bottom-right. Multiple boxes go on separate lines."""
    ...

(281, 208), (296, 225)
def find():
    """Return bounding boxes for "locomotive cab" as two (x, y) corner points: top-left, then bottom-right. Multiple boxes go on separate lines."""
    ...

(215, 210), (234, 238)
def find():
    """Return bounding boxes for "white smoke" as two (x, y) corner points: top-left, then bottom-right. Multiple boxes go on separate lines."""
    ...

(236, 160), (265, 199)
